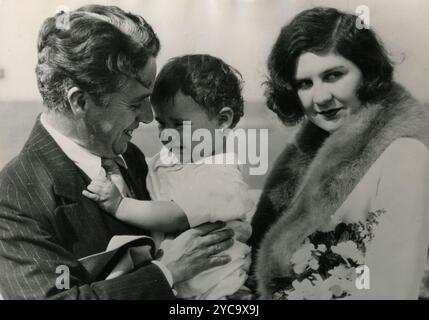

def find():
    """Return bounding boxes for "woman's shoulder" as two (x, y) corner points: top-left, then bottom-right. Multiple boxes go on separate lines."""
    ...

(379, 138), (429, 167)
(385, 137), (428, 152)
(370, 138), (429, 194)
(370, 137), (429, 217)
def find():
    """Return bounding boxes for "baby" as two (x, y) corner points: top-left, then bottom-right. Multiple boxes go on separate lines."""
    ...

(83, 54), (254, 300)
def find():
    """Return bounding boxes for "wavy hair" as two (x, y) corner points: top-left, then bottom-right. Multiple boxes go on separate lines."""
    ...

(36, 5), (160, 112)
(265, 7), (394, 126)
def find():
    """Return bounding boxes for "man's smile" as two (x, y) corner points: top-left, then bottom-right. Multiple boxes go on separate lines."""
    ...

(124, 129), (133, 138)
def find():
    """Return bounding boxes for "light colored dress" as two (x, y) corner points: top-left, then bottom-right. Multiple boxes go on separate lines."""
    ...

(332, 138), (429, 299)
(147, 150), (255, 300)
(278, 138), (429, 300)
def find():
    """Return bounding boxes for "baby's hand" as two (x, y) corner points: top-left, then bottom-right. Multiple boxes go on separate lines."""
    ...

(82, 173), (123, 214)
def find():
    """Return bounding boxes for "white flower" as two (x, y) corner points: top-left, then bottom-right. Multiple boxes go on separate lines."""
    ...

(330, 283), (345, 298)
(328, 265), (355, 280)
(325, 275), (349, 298)
(309, 258), (319, 271)
(331, 241), (364, 264)
(311, 276), (334, 300)
(291, 241), (316, 274)
(286, 276), (334, 300)
(316, 244), (327, 252)
(326, 265), (358, 296)
(286, 279), (313, 300)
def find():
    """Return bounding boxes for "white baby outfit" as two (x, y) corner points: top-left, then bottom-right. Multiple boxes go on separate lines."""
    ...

(147, 149), (255, 299)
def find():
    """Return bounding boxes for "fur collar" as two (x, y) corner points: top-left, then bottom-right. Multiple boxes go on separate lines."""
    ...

(256, 83), (429, 298)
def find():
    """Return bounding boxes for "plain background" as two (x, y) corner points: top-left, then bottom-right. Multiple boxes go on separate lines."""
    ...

(1, 0), (428, 189)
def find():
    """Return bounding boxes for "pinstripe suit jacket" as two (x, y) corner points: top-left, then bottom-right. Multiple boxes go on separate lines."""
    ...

(0, 117), (175, 299)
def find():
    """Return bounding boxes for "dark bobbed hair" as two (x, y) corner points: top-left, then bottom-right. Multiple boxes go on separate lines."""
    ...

(36, 5), (160, 112)
(151, 54), (244, 128)
(265, 7), (394, 126)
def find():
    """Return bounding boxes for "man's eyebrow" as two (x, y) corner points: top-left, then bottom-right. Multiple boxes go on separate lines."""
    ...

(135, 75), (153, 90)
(129, 93), (151, 103)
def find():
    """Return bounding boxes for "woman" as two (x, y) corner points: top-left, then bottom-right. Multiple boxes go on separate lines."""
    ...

(249, 7), (429, 299)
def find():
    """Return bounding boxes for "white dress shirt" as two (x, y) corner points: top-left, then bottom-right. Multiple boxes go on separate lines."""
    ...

(40, 113), (174, 287)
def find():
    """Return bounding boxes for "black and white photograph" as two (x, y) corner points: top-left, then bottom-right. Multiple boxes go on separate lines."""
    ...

(0, 0), (428, 304)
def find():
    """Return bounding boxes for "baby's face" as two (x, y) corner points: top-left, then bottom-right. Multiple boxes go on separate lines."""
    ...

(153, 90), (221, 162)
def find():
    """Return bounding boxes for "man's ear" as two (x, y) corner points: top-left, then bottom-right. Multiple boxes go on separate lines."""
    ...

(217, 107), (234, 129)
(67, 87), (87, 119)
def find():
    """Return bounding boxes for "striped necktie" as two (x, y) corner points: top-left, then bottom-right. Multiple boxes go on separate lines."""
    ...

(101, 157), (135, 198)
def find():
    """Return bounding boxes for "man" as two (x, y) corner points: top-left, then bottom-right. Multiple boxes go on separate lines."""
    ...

(0, 5), (233, 299)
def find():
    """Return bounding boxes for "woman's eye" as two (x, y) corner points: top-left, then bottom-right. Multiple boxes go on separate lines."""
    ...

(295, 80), (312, 90)
(325, 72), (343, 82)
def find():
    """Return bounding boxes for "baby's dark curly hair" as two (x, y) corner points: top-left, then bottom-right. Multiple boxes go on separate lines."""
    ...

(151, 54), (244, 128)
(265, 7), (394, 126)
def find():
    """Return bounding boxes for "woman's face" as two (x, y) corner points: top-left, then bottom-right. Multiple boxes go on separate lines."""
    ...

(294, 52), (363, 133)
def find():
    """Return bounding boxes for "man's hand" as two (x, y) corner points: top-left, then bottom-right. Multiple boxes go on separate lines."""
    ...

(82, 172), (123, 214)
(163, 222), (234, 285)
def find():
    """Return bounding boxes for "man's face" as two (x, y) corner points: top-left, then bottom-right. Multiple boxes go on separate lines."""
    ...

(82, 57), (156, 158)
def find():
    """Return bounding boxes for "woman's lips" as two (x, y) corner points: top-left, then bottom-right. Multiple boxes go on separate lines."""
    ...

(318, 107), (344, 119)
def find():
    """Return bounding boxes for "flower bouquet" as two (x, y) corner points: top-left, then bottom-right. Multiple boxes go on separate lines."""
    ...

(273, 209), (386, 300)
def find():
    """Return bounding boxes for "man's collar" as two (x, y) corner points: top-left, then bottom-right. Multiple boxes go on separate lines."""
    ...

(40, 112), (127, 180)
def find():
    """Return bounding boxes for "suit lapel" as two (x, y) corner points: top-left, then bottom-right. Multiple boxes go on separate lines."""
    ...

(25, 116), (81, 203)
(27, 116), (146, 257)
